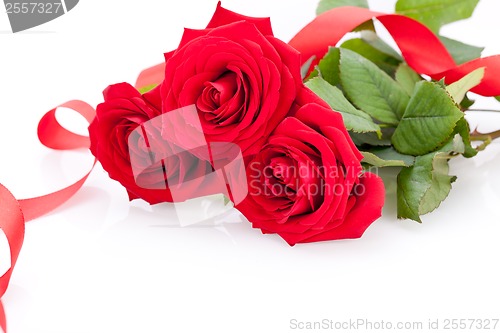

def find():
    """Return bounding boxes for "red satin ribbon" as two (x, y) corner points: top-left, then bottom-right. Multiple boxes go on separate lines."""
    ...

(0, 100), (95, 296)
(0, 186), (23, 333)
(289, 6), (500, 96)
(0, 100), (95, 332)
(133, 7), (500, 97)
(0, 301), (5, 333)
(0, 67), (166, 330)
(135, 63), (166, 90)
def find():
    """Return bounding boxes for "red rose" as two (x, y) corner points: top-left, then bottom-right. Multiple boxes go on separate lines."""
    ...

(89, 83), (215, 204)
(236, 89), (385, 245)
(161, 3), (302, 159)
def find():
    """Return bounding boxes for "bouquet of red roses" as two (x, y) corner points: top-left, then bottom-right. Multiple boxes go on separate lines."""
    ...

(87, 4), (385, 246)
(86, 2), (500, 246)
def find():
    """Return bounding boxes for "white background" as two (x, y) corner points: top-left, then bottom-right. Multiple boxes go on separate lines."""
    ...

(1, 0), (500, 332)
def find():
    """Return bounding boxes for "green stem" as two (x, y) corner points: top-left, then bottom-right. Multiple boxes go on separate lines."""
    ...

(467, 109), (500, 112)
(470, 130), (500, 151)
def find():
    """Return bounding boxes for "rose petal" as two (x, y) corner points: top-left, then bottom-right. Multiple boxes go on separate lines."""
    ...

(206, 2), (274, 36)
(142, 85), (162, 112)
(177, 28), (212, 50)
(290, 172), (385, 245)
(294, 102), (363, 161)
(103, 82), (142, 101)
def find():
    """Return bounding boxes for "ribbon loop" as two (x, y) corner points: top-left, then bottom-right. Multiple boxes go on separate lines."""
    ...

(0, 100), (97, 332)
(37, 100), (95, 150)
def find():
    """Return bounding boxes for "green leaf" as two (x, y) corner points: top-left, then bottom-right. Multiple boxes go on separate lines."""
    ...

(419, 154), (456, 215)
(341, 38), (401, 76)
(439, 36), (484, 65)
(305, 77), (381, 134)
(454, 118), (478, 157)
(353, 20), (376, 33)
(351, 126), (395, 147)
(446, 67), (485, 104)
(395, 0), (480, 33)
(435, 78), (447, 89)
(368, 147), (415, 166)
(317, 0), (368, 15)
(393, 83), (476, 221)
(460, 94), (475, 110)
(397, 151), (456, 222)
(301, 56), (316, 80)
(438, 133), (464, 154)
(362, 152), (407, 167)
(308, 47), (341, 87)
(391, 81), (463, 156)
(395, 63), (422, 96)
(362, 147), (415, 167)
(138, 84), (158, 94)
(340, 48), (410, 125)
(350, 132), (392, 147)
(360, 31), (403, 61)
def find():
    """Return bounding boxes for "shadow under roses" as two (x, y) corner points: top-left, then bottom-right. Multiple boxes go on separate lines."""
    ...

(102, 200), (246, 247)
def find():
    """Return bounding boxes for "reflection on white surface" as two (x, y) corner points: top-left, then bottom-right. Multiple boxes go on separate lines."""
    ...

(168, 194), (238, 227)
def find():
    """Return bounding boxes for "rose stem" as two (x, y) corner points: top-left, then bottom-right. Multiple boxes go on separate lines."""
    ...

(467, 109), (500, 112)
(470, 129), (500, 151)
